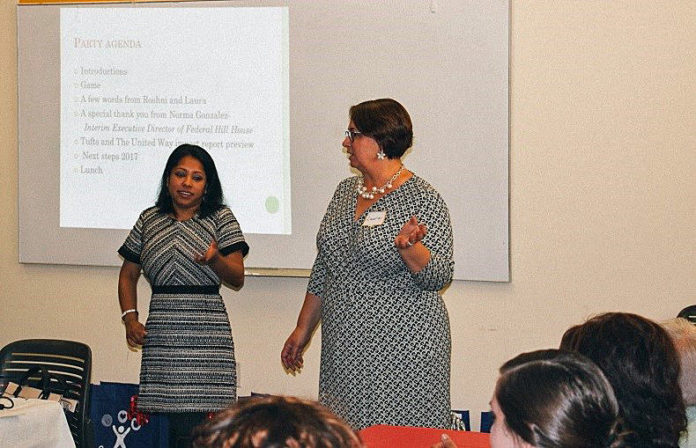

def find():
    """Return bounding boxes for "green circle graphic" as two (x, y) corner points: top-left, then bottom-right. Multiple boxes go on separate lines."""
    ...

(265, 196), (280, 214)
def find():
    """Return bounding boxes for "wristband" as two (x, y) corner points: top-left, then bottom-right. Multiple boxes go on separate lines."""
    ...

(121, 309), (138, 320)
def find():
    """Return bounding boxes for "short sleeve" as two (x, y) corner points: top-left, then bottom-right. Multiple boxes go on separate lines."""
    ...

(118, 211), (145, 264)
(216, 207), (249, 257)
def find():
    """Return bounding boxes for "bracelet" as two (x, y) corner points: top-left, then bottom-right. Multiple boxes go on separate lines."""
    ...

(121, 309), (138, 320)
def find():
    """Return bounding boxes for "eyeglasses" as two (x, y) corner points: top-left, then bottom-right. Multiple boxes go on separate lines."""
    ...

(344, 129), (363, 142)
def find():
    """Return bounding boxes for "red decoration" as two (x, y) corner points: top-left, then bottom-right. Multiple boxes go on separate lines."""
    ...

(127, 394), (151, 426)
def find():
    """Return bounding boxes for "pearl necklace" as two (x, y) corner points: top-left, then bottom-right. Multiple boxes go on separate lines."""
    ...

(356, 165), (404, 199)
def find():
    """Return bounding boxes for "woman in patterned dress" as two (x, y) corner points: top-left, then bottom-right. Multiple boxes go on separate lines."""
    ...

(118, 144), (248, 448)
(281, 98), (454, 429)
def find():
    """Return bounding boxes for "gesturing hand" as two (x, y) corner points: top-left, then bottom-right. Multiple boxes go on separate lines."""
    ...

(394, 216), (427, 249)
(194, 240), (220, 265)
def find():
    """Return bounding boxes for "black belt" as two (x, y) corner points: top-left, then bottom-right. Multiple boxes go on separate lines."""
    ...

(152, 285), (220, 294)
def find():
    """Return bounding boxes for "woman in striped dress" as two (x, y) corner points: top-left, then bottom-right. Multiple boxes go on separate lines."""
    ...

(118, 144), (248, 448)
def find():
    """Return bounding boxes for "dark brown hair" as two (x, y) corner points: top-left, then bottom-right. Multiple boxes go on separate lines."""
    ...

(192, 395), (362, 448)
(561, 312), (686, 448)
(349, 98), (413, 159)
(496, 349), (627, 448)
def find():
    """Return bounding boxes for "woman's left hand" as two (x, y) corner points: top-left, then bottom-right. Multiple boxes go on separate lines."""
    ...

(394, 216), (427, 249)
(194, 240), (220, 265)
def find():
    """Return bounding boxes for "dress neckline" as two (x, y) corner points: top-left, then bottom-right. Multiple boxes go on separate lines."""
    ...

(352, 174), (415, 223)
(167, 211), (200, 223)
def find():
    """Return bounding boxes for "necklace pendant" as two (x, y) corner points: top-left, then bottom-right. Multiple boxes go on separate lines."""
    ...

(356, 165), (404, 199)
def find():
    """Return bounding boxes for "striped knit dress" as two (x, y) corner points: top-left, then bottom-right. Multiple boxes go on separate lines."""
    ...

(118, 206), (248, 412)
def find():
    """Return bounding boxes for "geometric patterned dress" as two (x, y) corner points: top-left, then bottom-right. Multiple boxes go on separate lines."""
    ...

(308, 174), (453, 430)
(118, 206), (249, 412)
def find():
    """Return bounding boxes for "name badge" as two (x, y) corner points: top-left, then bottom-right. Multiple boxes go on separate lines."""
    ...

(363, 211), (386, 227)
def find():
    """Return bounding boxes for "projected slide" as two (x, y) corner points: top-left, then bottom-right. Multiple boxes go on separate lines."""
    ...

(60, 7), (290, 233)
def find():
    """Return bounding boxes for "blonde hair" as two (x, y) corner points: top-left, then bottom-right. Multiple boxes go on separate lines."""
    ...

(192, 395), (363, 448)
(662, 317), (696, 405)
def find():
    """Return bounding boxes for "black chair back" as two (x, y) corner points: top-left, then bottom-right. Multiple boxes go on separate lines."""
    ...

(0, 339), (93, 448)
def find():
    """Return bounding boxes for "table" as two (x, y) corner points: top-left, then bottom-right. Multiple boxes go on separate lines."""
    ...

(0, 397), (76, 448)
(359, 425), (490, 448)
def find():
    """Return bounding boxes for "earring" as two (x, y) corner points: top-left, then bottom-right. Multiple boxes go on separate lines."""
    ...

(377, 150), (386, 160)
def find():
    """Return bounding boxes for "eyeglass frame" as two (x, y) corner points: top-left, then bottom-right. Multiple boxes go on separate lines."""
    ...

(344, 129), (363, 142)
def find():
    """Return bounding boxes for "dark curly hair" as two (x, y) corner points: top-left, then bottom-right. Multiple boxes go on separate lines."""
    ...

(192, 395), (363, 448)
(349, 98), (413, 159)
(560, 312), (686, 448)
(496, 349), (629, 448)
(155, 144), (225, 219)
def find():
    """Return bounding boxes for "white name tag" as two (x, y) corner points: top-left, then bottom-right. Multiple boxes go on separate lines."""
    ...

(363, 211), (386, 227)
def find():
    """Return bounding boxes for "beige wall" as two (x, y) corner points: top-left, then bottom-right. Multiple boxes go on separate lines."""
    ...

(2, 1), (695, 428)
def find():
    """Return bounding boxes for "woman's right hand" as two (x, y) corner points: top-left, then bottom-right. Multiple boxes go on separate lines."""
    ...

(124, 318), (147, 347)
(281, 326), (312, 372)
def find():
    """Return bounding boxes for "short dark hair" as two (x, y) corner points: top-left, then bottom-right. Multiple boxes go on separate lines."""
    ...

(192, 395), (363, 448)
(349, 98), (413, 159)
(496, 349), (625, 448)
(155, 144), (225, 219)
(560, 312), (686, 448)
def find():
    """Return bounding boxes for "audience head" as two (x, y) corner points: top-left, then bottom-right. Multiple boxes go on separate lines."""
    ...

(349, 98), (413, 159)
(156, 143), (225, 218)
(662, 317), (696, 406)
(677, 306), (696, 325)
(492, 349), (624, 448)
(560, 312), (686, 447)
(192, 395), (362, 448)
